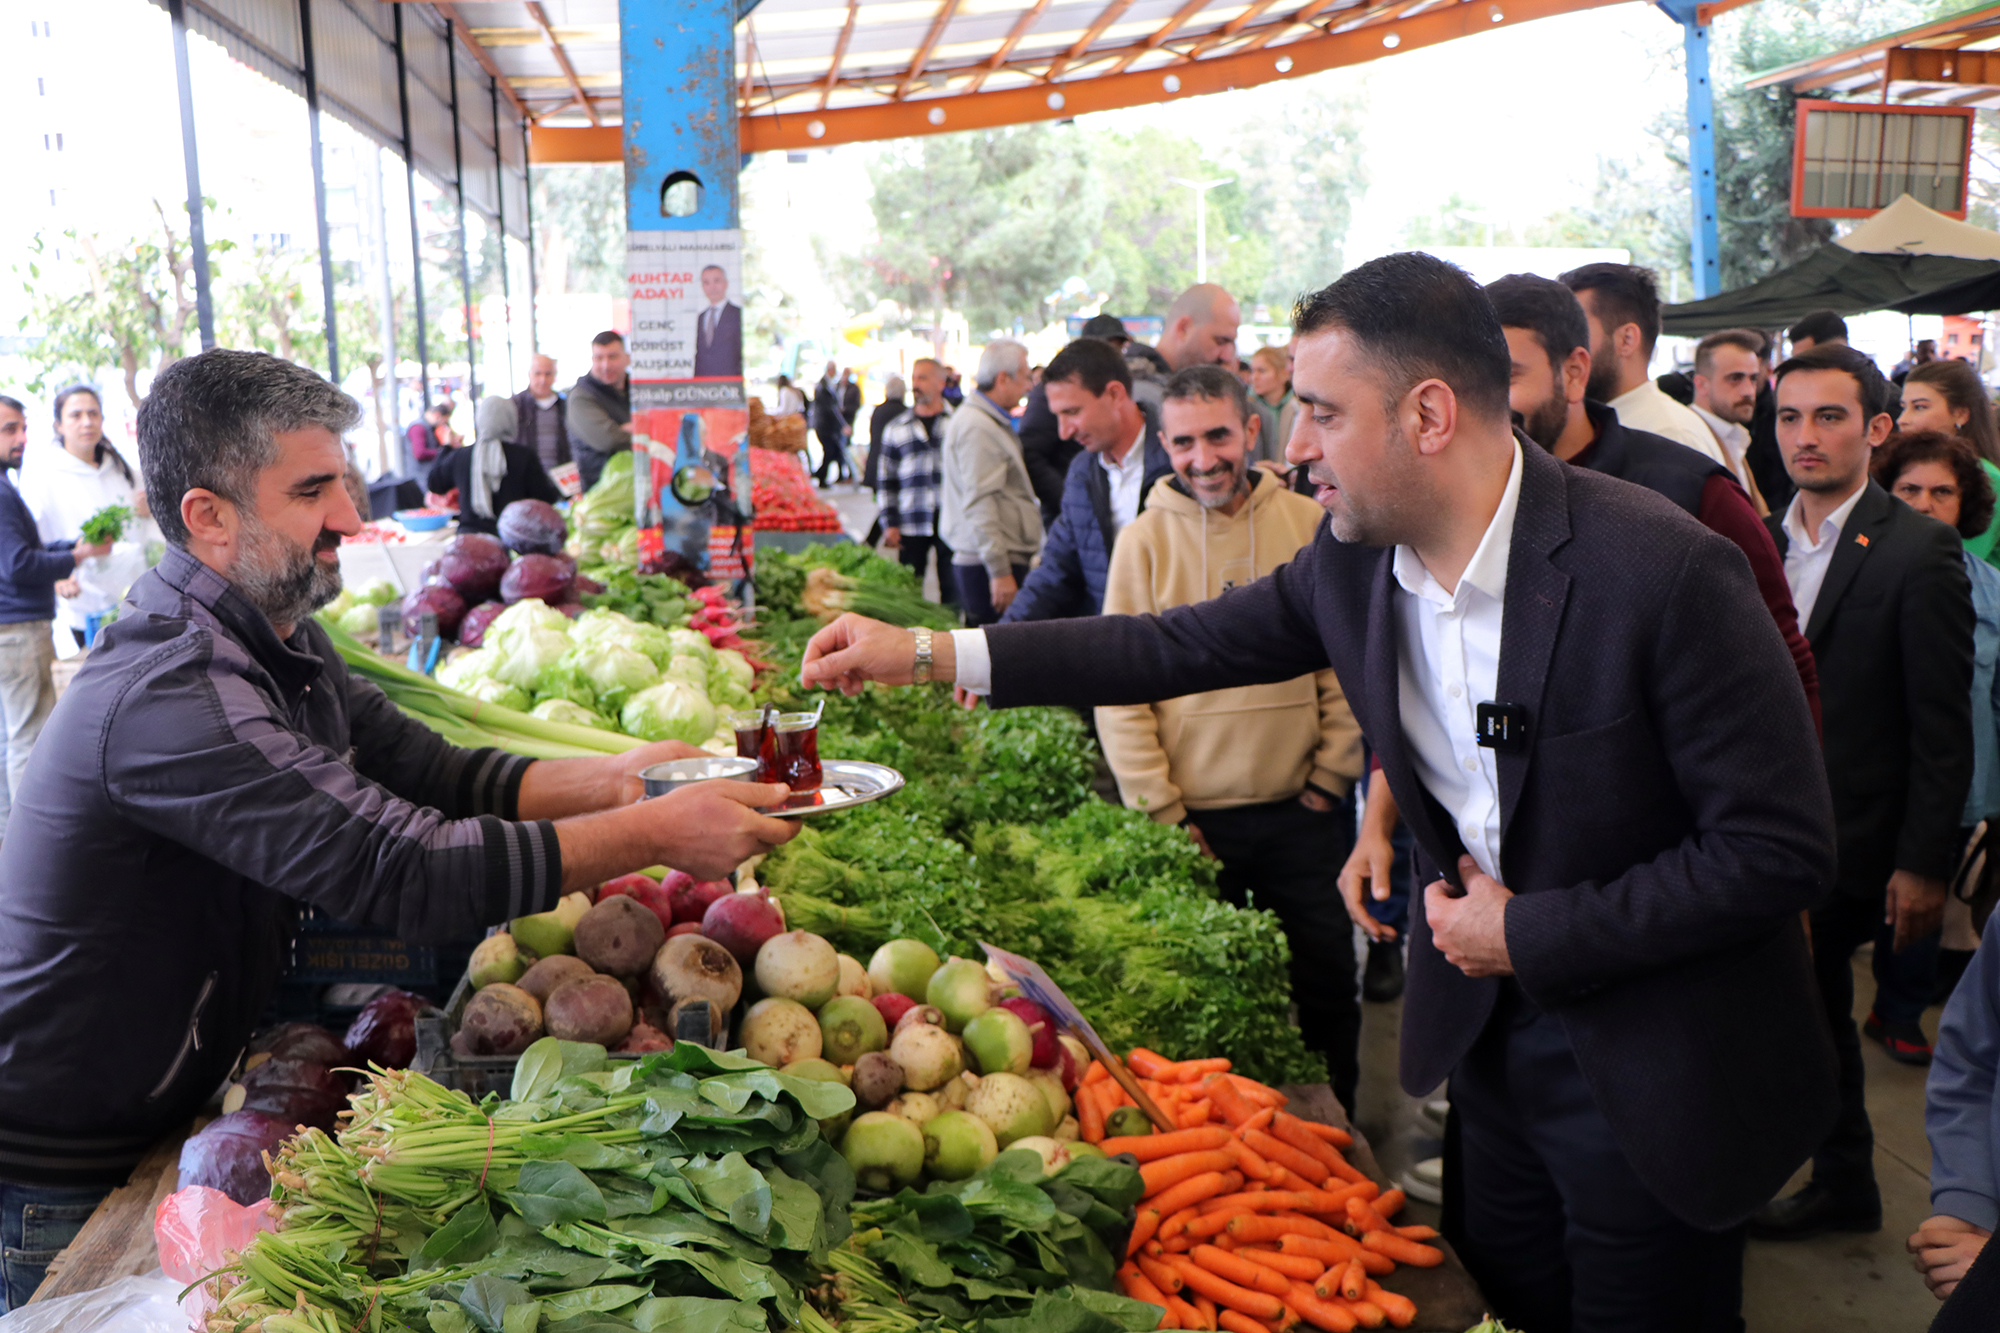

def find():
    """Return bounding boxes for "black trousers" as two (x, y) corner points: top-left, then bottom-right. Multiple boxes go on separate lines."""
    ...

(897, 535), (957, 607)
(814, 428), (851, 484)
(1192, 796), (1360, 1114)
(955, 563), (1028, 628)
(1448, 986), (1746, 1333)
(1807, 886), (1900, 1199)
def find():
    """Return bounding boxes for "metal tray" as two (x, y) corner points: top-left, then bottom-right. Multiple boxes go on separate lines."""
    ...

(768, 760), (904, 818)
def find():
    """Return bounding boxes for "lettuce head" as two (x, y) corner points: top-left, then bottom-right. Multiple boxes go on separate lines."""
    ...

(620, 680), (718, 745)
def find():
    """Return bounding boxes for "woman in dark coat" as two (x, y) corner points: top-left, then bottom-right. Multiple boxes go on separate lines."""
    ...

(426, 396), (563, 536)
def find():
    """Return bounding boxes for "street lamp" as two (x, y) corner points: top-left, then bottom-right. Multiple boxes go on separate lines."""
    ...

(1168, 175), (1233, 284)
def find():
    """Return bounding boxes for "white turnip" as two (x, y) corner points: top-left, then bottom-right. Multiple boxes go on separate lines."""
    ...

(966, 1071), (1054, 1146)
(740, 997), (822, 1067)
(888, 1021), (963, 1091)
(754, 929), (840, 1009)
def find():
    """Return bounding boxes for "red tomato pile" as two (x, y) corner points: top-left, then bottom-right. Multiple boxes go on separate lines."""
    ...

(747, 448), (843, 533)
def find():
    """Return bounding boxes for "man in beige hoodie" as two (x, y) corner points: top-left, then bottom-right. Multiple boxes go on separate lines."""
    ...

(1096, 365), (1366, 1111)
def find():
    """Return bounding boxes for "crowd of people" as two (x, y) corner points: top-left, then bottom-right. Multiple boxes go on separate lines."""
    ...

(799, 260), (2000, 1330)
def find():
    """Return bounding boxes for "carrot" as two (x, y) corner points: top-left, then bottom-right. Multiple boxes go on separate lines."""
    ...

(1191, 1245), (1292, 1297)
(1240, 1107), (1277, 1134)
(1105, 1128), (1234, 1161)
(1164, 1256), (1287, 1320)
(1224, 1213), (1339, 1244)
(1128, 1207), (1163, 1257)
(1209, 1189), (1370, 1215)
(1393, 1224), (1436, 1241)
(1283, 1284), (1358, 1333)
(1242, 1131), (1331, 1186)
(1119, 1266), (1176, 1328)
(1227, 1076), (1288, 1108)
(1337, 1260), (1365, 1302)
(1227, 1135), (1277, 1183)
(1296, 1121), (1353, 1148)
(1271, 1115), (1350, 1174)
(1202, 1073), (1262, 1128)
(1235, 1246), (1324, 1281)
(1370, 1189), (1405, 1218)
(1342, 1299), (1386, 1330)
(1084, 1060), (1112, 1086)
(1187, 1209), (1253, 1239)
(1138, 1253), (1185, 1294)
(1159, 1206), (1203, 1242)
(1360, 1282), (1414, 1330)
(1343, 1197), (1397, 1238)
(1079, 1082), (1109, 1143)
(1180, 1100), (1214, 1128)
(1152, 1171), (1234, 1218)
(1145, 1240), (1166, 1257)
(1213, 1234), (1238, 1251)
(1264, 1167), (1324, 1195)
(1359, 1232), (1442, 1268)
(1194, 1297), (1219, 1331)
(1129, 1048), (1177, 1079)
(1165, 1057), (1233, 1082)
(1278, 1233), (1394, 1278)
(1218, 1311), (1269, 1333)
(1144, 1151), (1238, 1195)
(1164, 1235), (1193, 1253)
(1166, 1296), (1206, 1331)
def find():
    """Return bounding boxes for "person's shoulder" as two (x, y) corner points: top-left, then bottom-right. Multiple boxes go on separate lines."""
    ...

(1878, 488), (1971, 560)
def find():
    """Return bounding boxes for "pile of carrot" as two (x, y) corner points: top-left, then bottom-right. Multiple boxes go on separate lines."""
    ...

(1092, 1049), (1441, 1333)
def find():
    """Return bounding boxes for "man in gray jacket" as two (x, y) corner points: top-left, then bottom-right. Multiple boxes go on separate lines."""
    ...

(0, 350), (797, 1305)
(939, 339), (1041, 625)
(566, 331), (633, 491)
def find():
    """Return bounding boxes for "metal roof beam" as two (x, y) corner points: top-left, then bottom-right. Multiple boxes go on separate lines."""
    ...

(1046, 0), (1138, 81)
(433, 3), (532, 121)
(1748, 2), (2000, 87)
(821, 0), (862, 108)
(1105, 0), (1219, 75)
(524, 0), (599, 126)
(897, 0), (964, 99)
(966, 0), (1054, 92)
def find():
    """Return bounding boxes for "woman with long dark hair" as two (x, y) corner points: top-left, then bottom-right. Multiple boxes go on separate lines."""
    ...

(1901, 359), (2000, 567)
(17, 386), (153, 648)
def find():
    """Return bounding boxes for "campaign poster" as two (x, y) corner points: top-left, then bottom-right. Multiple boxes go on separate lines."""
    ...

(626, 229), (745, 409)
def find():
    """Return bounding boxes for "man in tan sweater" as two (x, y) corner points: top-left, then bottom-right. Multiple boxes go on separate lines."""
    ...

(1097, 365), (1366, 1110)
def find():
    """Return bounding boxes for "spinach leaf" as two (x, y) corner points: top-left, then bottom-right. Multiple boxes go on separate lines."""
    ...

(456, 1274), (537, 1333)
(629, 1296), (767, 1333)
(502, 1160), (609, 1229)
(418, 1200), (499, 1270)
(538, 1285), (650, 1319)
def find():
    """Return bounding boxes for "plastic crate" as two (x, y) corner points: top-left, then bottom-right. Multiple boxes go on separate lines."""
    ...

(287, 908), (440, 987)
(413, 970), (736, 1098)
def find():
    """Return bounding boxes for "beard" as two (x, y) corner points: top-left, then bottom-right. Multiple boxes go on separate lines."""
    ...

(1307, 418), (1433, 547)
(1184, 456), (1250, 510)
(1514, 385), (1571, 452)
(1584, 334), (1621, 402)
(235, 513), (343, 631)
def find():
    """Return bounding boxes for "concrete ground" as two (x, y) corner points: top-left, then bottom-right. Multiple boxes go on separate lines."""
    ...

(1352, 944), (1945, 1331)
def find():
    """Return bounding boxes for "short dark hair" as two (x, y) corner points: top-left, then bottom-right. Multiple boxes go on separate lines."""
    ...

(591, 330), (626, 348)
(1292, 252), (1511, 421)
(1042, 337), (1133, 398)
(1774, 343), (1891, 422)
(1559, 262), (1662, 356)
(137, 349), (360, 547)
(0, 395), (22, 416)
(1874, 428), (1996, 539)
(1788, 309), (1848, 345)
(1484, 273), (1588, 374)
(1694, 328), (1764, 378)
(1162, 364), (1251, 422)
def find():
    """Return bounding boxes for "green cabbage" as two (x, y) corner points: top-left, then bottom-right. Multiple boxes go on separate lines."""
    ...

(489, 625), (574, 691)
(351, 579), (400, 608)
(663, 655), (710, 692)
(336, 603), (381, 637)
(531, 698), (617, 731)
(571, 608), (673, 668)
(620, 680), (718, 745)
(461, 676), (531, 711)
(436, 649), (498, 691)
(570, 607), (643, 645)
(531, 662), (598, 711)
(565, 642), (660, 715)
(667, 628), (715, 665)
(485, 598), (571, 653)
(714, 648), (754, 692)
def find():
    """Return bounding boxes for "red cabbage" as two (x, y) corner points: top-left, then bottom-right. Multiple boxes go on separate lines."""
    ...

(497, 499), (567, 554)
(237, 1058), (348, 1131)
(457, 600), (506, 647)
(437, 532), (511, 603)
(401, 584), (467, 639)
(500, 554), (575, 606)
(178, 1111), (294, 1205)
(342, 989), (429, 1069)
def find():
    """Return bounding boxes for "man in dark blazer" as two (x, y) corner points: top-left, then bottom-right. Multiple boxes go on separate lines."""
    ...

(801, 253), (1838, 1332)
(1753, 343), (1974, 1241)
(691, 265), (742, 379)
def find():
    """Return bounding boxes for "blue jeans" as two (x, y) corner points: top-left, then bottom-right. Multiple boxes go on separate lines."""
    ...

(0, 1180), (110, 1311)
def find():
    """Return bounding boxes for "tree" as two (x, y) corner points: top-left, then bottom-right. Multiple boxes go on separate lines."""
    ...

(1089, 128), (1262, 315)
(532, 164), (626, 296)
(217, 239), (323, 369)
(1219, 83), (1370, 311)
(14, 200), (227, 408)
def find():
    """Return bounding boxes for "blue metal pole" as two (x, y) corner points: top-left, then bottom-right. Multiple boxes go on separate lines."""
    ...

(1659, 2), (1722, 298)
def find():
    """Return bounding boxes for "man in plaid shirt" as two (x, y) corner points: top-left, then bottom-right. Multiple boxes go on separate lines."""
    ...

(878, 358), (957, 607)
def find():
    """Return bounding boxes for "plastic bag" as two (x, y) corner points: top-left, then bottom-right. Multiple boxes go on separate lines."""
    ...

(152, 1185), (278, 1326)
(0, 1271), (186, 1333)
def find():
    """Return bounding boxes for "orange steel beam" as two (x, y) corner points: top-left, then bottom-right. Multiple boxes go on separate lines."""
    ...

(433, 3), (534, 120)
(821, 0), (861, 109)
(1236, 0), (1358, 53)
(1692, 0), (1758, 25)
(897, 0), (964, 99)
(965, 0), (1055, 92)
(530, 124), (620, 162)
(1106, 0), (1223, 75)
(1180, 0), (1287, 60)
(1047, 0), (1139, 82)
(525, 0), (599, 126)
(741, 0), (1618, 151)
(1748, 2), (2000, 88)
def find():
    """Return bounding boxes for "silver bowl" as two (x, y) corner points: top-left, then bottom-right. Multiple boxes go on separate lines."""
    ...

(640, 755), (757, 798)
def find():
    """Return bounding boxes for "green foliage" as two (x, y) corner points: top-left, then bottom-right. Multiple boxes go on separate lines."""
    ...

(533, 164), (628, 297)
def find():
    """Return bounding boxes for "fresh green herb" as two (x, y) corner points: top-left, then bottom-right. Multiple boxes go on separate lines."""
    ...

(79, 503), (131, 543)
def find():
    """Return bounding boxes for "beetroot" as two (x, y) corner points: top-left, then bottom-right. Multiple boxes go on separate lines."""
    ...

(665, 921), (706, 939)
(500, 553), (575, 606)
(600, 873), (676, 932)
(666, 873), (732, 926)
(402, 583), (467, 640)
(616, 1022), (673, 1054)
(999, 997), (1061, 1069)
(872, 992), (918, 1029)
(343, 989), (429, 1069)
(237, 1057), (348, 1130)
(437, 532), (511, 603)
(700, 890), (785, 966)
(457, 600), (506, 647)
(497, 498), (568, 554)
(178, 1111), (295, 1205)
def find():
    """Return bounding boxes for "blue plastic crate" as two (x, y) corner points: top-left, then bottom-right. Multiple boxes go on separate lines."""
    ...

(285, 907), (437, 987)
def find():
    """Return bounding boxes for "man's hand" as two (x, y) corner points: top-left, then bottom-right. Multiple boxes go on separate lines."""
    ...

(1339, 823), (1398, 943)
(1424, 855), (1514, 977)
(1909, 1214), (1990, 1299)
(610, 740), (707, 805)
(802, 614), (955, 695)
(1886, 869), (1947, 953)
(991, 573), (1018, 612)
(634, 780), (799, 881)
(952, 685), (983, 711)
(882, 526), (902, 550)
(72, 540), (112, 561)
(54, 578), (79, 599)
(1186, 822), (1219, 861)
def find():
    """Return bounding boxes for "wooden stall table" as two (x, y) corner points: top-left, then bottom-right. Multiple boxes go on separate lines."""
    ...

(1279, 1084), (1490, 1333)
(28, 1123), (191, 1304)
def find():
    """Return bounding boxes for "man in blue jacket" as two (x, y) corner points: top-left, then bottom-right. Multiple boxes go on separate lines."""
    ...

(0, 395), (107, 840)
(1002, 339), (1170, 623)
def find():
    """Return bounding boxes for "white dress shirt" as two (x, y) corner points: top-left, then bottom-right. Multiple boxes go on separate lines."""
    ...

(1100, 423), (1149, 536)
(1388, 442), (1523, 881)
(1780, 481), (1868, 629)
(1609, 380), (1731, 469)
(702, 303), (725, 346)
(1690, 403), (1753, 486)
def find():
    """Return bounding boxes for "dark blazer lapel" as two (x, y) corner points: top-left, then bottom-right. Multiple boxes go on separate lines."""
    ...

(1496, 443), (1573, 844)
(1363, 551), (1469, 889)
(1803, 481), (1892, 644)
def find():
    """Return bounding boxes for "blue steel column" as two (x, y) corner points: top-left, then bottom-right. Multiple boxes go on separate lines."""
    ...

(621, 0), (741, 233)
(1659, 1), (1721, 298)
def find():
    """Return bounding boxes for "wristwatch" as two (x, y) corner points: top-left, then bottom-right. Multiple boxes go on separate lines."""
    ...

(911, 627), (934, 684)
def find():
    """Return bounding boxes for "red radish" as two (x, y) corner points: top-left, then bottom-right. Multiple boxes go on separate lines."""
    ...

(598, 873), (675, 931)
(665, 921), (706, 938)
(667, 874), (732, 925)
(999, 997), (1061, 1069)
(701, 890), (786, 965)
(1055, 1043), (1080, 1091)
(872, 992), (917, 1028)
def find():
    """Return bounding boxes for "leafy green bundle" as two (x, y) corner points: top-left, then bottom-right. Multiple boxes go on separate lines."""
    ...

(820, 1150), (1162, 1333)
(752, 547), (955, 638)
(79, 502), (131, 543)
(205, 1040), (858, 1333)
(579, 567), (693, 629)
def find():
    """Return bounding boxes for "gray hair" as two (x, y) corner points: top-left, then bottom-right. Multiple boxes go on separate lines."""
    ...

(475, 394), (519, 444)
(137, 349), (360, 547)
(884, 375), (907, 399)
(1163, 364), (1252, 423)
(975, 340), (1029, 392)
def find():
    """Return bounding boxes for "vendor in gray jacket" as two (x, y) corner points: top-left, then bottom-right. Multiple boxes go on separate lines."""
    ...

(939, 339), (1041, 626)
(0, 350), (796, 1311)
(566, 331), (633, 492)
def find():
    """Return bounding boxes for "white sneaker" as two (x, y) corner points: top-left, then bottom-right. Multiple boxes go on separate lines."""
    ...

(1401, 1155), (1444, 1205)
(1419, 1097), (1449, 1132)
